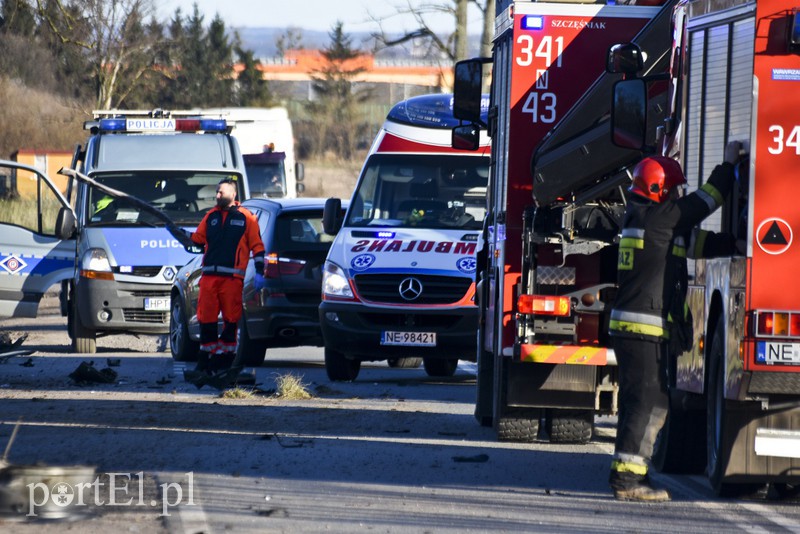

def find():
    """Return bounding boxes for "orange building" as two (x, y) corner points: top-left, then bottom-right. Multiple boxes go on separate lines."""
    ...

(10, 149), (72, 197)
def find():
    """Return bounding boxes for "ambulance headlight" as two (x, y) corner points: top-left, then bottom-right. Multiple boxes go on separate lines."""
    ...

(81, 248), (112, 272)
(322, 261), (354, 299)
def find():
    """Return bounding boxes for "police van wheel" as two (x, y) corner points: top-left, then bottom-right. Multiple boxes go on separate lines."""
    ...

(422, 357), (458, 377)
(325, 347), (360, 381)
(387, 357), (422, 368)
(545, 409), (594, 444)
(69, 300), (96, 354)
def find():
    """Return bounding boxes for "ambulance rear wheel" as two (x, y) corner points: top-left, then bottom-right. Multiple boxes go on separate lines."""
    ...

(545, 409), (594, 444)
(423, 357), (458, 377)
(69, 300), (96, 354)
(325, 347), (360, 381)
(387, 357), (422, 368)
(497, 409), (540, 442)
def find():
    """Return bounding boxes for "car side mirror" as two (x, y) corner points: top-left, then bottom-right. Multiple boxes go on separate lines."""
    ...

(322, 197), (343, 235)
(55, 206), (77, 239)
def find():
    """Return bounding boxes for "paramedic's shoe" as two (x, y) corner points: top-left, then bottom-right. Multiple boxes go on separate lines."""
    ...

(613, 481), (671, 502)
(206, 365), (244, 390)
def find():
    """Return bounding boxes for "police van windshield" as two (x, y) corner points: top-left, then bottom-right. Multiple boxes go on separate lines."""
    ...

(86, 171), (246, 226)
(345, 154), (489, 230)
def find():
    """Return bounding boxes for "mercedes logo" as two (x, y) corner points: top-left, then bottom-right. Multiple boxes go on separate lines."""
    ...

(398, 277), (423, 301)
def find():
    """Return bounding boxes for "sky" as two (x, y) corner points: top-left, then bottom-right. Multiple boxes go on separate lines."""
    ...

(158, 0), (476, 34)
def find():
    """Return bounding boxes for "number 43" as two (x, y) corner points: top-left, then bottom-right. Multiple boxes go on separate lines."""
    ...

(522, 91), (557, 124)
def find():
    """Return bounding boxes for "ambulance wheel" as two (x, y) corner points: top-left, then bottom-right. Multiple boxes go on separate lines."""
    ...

(69, 300), (96, 354)
(653, 389), (706, 474)
(497, 409), (540, 442)
(387, 357), (422, 368)
(170, 296), (199, 361)
(325, 347), (360, 381)
(545, 409), (594, 443)
(422, 357), (458, 377)
(237, 319), (267, 367)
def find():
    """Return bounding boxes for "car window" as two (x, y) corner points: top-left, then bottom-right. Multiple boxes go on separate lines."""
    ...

(247, 206), (272, 236)
(274, 211), (331, 249)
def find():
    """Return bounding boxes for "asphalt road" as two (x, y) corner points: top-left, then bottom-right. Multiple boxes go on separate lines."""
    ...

(0, 296), (799, 533)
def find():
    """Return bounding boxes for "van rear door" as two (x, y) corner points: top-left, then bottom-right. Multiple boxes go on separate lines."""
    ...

(0, 161), (76, 317)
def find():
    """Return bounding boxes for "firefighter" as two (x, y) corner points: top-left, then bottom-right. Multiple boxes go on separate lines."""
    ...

(167, 177), (266, 384)
(608, 141), (742, 501)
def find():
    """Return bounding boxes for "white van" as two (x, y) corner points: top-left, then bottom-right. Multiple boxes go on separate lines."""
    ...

(201, 107), (304, 198)
(319, 93), (490, 381)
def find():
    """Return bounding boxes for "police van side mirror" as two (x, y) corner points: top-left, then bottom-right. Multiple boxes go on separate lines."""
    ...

(611, 78), (647, 150)
(322, 197), (343, 235)
(55, 207), (77, 240)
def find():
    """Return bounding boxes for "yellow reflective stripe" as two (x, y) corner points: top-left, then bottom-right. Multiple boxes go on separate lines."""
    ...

(611, 460), (648, 476)
(619, 237), (644, 249)
(692, 229), (708, 258)
(699, 182), (724, 207)
(609, 319), (667, 338)
(672, 244), (686, 258)
(618, 248), (634, 271)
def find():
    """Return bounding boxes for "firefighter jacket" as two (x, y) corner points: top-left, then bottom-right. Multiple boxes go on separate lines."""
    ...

(609, 162), (738, 344)
(191, 202), (265, 279)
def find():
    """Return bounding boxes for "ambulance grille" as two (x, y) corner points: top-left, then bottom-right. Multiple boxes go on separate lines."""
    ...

(353, 274), (471, 305)
(122, 309), (169, 324)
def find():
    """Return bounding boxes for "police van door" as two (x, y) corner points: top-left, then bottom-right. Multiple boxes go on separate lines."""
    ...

(0, 161), (76, 318)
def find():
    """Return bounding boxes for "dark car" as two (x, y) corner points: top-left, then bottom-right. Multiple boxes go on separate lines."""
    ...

(169, 198), (347, 366)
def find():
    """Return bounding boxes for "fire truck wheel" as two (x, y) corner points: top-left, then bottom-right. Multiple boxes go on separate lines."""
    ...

(545, 409), (593, 443)
(387, 357), (422, 369)
(496, 410), (540, 442)
(170, 295), (199, 362)
(325, 347), (360, 381)
(422, 357), (458, 377)
(237, 319), (267, 367)
(69, 299), (96, 354)
(652, 389), (706, 474)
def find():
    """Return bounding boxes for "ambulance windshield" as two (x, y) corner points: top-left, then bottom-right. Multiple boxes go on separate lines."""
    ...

(345, 154), (489, 230)
(86, 171), (246, 226)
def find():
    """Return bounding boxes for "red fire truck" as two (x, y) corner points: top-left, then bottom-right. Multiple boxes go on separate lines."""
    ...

(452, 0), (673, 443)
(608, 0), (800, 494)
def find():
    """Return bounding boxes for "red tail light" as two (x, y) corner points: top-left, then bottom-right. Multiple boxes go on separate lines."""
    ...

(265, 252), (306, 278)
(755, 310), (800, 338)
(517, 294), (571, 316)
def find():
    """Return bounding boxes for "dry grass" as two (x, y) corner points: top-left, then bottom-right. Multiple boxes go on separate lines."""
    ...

(220, 387), (255, 399)
(274, 372), (313, 400)
(301, 155), (364, 200)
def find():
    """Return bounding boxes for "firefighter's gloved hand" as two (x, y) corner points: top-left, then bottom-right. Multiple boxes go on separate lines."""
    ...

(254, 273), (266, 291)
(724, 141), (743, 165)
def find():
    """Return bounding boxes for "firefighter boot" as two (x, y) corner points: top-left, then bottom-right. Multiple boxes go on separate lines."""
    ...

(610, 472), (671, 502)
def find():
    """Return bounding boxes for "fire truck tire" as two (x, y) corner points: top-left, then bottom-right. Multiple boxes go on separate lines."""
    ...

(497, 410), (540, 442)
(69, 299), (96, 354)
(423, 357), (458, 377)
(653, 390), (706, 474)
(387, 357), (422, 368)
(237, 319), (267, 367)
(325, 347), (360, 381)
(545, 409), (593, 443)
(706, 315), (761, 497)
(170, 295), (199, 362)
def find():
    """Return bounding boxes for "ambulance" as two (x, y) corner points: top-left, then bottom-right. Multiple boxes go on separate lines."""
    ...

(319, 93), (490, 381)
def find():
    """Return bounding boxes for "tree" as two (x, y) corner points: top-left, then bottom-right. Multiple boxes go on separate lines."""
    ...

(275, 26), (303, 57)
(309, 21), (373, 160)
(234, 46), (272, 107)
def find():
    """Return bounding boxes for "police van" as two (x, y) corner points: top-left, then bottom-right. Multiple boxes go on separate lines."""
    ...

(319, 93), (490, 381)
(0, 110), (249, 353)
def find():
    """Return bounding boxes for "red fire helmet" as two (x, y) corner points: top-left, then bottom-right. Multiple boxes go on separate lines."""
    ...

(629, 156), (687, 202)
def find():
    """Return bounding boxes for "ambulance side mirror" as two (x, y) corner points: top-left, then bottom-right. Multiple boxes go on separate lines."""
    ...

(323, 197), (343, 235)
(452, 124), (480, 151)
(611, 79), (647, 151)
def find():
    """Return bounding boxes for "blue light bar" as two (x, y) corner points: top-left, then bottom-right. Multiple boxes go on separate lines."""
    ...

(522, 15), (544, 30)
(99, 118), (127, 132)
(199, 119), (227, 131)
(376, 231), (396, 239)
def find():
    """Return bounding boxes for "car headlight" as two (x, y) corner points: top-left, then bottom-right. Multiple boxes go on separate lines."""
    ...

(322, 261), (354, 299)
(81, 248), (112, 272)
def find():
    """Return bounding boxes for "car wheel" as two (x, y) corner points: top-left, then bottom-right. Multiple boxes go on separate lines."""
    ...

(325, 346), (360, 381)
(170, 295), (199, 361)
(69, 299), (96, 354)
(387, 357), (422, 368)
(238, 319), (268, 367)
(422, 357), (458, 377)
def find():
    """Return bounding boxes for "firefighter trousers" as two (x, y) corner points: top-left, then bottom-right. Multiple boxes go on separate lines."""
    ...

(197, 275), (243, 354)
(610, 336), (669, 482)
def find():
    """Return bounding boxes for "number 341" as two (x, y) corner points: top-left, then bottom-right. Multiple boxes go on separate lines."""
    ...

(767, 125), (800, 155)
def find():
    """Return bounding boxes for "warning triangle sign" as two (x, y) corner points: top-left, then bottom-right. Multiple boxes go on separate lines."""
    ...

(761, 221), (788, 245)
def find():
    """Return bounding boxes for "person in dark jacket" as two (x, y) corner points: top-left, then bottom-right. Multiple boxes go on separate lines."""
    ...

(168, 177), (265, 382)
(608, 141), (742, 501)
